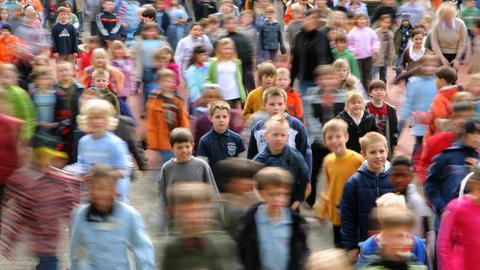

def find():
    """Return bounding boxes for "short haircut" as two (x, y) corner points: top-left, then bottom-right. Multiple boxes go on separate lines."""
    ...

(354, 12), (368, 20)
(87, 36), (102, 44)
(378, 14), (391, 22)
(92, 68), (110, 80)
(333, 59), (350, 72)
(142, 22), (158, 32)
(276, 67), (290, 77)
(189, 22), (202, 31)
(391, 155), (412, 168)
(262, 87), (287, 104)
(214, 158), (265, 189)
(435, 66), (457, 84)
(345, 90), (364, 104)
(255, 166), (293, 190)
(258, 61), (277, 81)
(265, 5), (275, 13)
(313, 64), (336, 78)
(157, 68), (177, 81)
(223, 15), (237, 24)
(208, 100), (231, 116)
(169, 127), (194, 146)
(360, 132), (388, 152)
(142, 8), (156, 19)
(265, 114), (289, 131)
(305, 8), (322, 18)
(167, 182), (213, 205)
(31, 69), (51, 81)
(380, 208), (415, 229)
(368, 79), (386, 93)
(57, 6), (69, 14)
(207, 14), (220, 24)
(323, 118), (348, 135)
(241, 9), (255, 18)
(89, 164), (117, 186)
(77, 99), (118, 132)
(335, 32), (347, 43)
(411, 28), (424, 38)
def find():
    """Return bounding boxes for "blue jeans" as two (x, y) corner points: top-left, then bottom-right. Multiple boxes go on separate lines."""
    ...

(372, 65), (387, 83)
(36, 255), (58, 270)
(299, 79), (316, 96)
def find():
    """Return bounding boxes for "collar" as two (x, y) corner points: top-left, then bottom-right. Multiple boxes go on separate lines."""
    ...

(441, 19), (457, 30)
(256, 204), (292, 225)
(196, 62), (205, 67)
(267, 144), (288, 157)
(212, 128), (230, 137)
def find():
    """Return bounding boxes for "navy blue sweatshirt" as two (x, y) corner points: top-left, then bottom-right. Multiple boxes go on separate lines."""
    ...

(96, 11), (122, 40)
(51, 22), (78, 55)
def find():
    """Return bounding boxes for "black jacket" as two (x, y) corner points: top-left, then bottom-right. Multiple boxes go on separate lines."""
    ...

(235, 203), (309, 270)
(336, 111), (378, 153)
(51, 22), (78, 55)
(365, 101), (399, 151)
(224, 31), (253, 67)
(96, 11), (122, 40)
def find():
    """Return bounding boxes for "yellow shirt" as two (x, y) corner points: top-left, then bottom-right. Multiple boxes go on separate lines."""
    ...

(242, 87), (264, 119)
(315, 150), (364, 225)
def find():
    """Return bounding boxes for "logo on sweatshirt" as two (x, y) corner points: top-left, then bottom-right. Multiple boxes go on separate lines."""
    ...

(59, 29), (70, 37)
(227, 142), (237, 156)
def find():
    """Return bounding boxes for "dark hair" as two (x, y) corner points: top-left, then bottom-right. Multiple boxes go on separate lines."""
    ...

(313, 64), (336, 78)
(435, 66), (458, 85)
(411, 28), (424, 38)
(391, 155), (412, 168)
(255, 167), (293, 190)
(142, 8), (156, 20)
(142, 22), (158, 32)
(189, 22), (202, 31)
(214, 158), (265, 190)
(188, 45), (208, 67)
(452, 101), (475, 113)
(475, 17), (480, 29)
(378, 14), (391, 22)
(170, 127), (194, 146)
(368, 79), (386, 93)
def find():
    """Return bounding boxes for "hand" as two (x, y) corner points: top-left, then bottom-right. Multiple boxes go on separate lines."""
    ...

(451, 59), (460, 69)
(291, 201), (301, 211)
(440, 56), (449, 66)
(465, 157), (480, 171)
(73, 53), (78, 58)
(347, 249), (359, 262)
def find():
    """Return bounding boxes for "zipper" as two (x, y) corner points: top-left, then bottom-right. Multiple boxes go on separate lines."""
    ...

(376, 175), (380, 198)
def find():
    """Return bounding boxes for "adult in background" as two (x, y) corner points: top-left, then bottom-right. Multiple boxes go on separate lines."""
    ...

(291, 8), (333, 95)
(430, 2), (467, 69)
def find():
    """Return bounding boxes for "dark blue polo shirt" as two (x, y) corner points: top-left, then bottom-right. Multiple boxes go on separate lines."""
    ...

(197, 128), (245, 168)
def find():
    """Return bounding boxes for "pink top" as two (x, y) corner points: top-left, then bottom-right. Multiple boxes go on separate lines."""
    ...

(347, 26), (380, 59)
(437, 197), (480, 270)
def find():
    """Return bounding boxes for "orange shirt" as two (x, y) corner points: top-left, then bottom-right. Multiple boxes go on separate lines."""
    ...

(0, 35), (21, 63)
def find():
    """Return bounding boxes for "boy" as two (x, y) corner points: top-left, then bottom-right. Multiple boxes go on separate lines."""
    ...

(88, 69), (120, 113)
(162, 182), (240, 269)
(372, 15), (395, 83)
(146, 69), (189, 162)
(197, 100), (245, 169)
(96, 0), (122, 44)
(333, 32), (361, 79)
(51, 7), (78, 62)
(54, 61), (84, 122)
(135, 8), (157, 36)
(340, 132), (394, 260)
(237, 10), (257, 54)
(154, 0), (171, 35)
(394, 13), (413, 75)
(69, 165), (155, 269)
(242, 62), (277, 120)
(159, 127), (219, 206)
(370, 0), (397, 27)
(79, 36), (101, 71)
(425, 117), (480, 231)
(285, 5), (304, 49)
(117, 0), (140, 42)
(235, 167), (309, 270)
(275, 67), (303, 121)
(0, 24), (22, 64)
(314, 119), (364, 247)
(366, 80), (398, 154)
(253, 115), (310, 211)
(258, 5), (286, 62)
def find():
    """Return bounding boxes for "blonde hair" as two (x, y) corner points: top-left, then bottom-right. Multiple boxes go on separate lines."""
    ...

(255, 166), (293, 190)
(276, 67), (290, 77)
(376, 193), (408, 210)
(305, 249), (353, 270)
(345, 90), (364, 104)
(436, 2), (457, 22)
(327, 10), (347, 28)
(77, 99), (118, 132)
(208, 100), (231, 116)
(359, 132), (388, 152)
(92, 68), (110, 80)
(323, 118), (348, 135)
(0, 63), (18, 78)
(262, 87), (287, 104)
(333, 58), (350, 73)
(265, 114), (289, 131)
(91, 48), (109, 69)
(108, 40), (129, 58)
(215, 38), (238, 61)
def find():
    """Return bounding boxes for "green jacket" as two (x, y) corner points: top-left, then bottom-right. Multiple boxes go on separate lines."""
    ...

(3, 85), (36, 140)
(332, 48), (361, 79)
(206, 58), (246, 102)
(461, 7), (480, 29)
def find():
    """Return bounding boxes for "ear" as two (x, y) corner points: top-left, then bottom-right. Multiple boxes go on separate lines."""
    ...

(344, 132), (349, 141)
(361, 150), (366, 159)
(208, 115), (213, 123)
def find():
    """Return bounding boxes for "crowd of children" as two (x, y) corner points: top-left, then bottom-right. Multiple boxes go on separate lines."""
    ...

(1, 0), (480, 269)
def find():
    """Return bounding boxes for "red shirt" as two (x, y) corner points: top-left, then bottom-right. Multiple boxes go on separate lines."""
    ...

(0, 114), (23, 182)
(367, 102), (388, 136)
(418, 131), (456, 182)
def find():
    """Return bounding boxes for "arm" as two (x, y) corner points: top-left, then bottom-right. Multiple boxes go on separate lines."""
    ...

(96, 13), (110, 38)
(110, 139), (130, 179)
(129, 210), (156, 270)
(174, 39), (184, 66)
(424, 155), (448, 215)
(390, 107), (399, 146)
(242, 95), (254, 120)
(111, 17), (122, 35)
(178, 100), (190, 129)
(278, 26), (286, 54)
(455, 19), (468, 60)
(17, 89), (36, 140)
(436, 201), (457, 270)
(71, 26), (79, 54)
(110, 66), (125, 94)
(246, 127), (258, 159)
(340, 179), (359, 250)
(196, 138), (209, 163)
(371, 29), (380, 54)
(399, 80), (415, 121)
(51, 25), (59, 53)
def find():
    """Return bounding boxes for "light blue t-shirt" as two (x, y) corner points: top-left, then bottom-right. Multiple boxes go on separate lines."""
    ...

(255, 204), (292, 270)
(32, 90), (56, 123)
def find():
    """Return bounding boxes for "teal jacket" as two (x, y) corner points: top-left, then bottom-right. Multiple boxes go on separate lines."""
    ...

(332, 48), (361, 79)
(206, 58), (246, 102)
(4, 85), (36, 140)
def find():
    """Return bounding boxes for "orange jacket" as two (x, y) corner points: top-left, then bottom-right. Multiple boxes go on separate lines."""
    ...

(425, 85), (460, 139)
(0, 35), (21, 63)
(146, 91), (189, 151)
(287, 87), (303, 121)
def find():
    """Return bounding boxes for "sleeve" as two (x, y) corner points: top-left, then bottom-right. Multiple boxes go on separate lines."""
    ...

(96, 13), (109, 38)
(436, 201), (458, 270)
(242, 94), (254, 120)
(203, 35), (214, 54)
(278, 26), (286, 54)
(430, 25), (443, 57)
(456, 19), (468, 59)
(237, 136), (246, 154)
(111, 139), (130, 178)
(178, 100), (190, 129)
(303, 96), (324, 144)
(17, 89), (36, 140)
(51, 25), (59, 53)
(196, 137), (208, 158)
(246, 127), (258, 159)
(340, 178), (359, 250)
(203, 163), (221, 199)
(117, 1), (126, 24)
(159, 165), (168, 203)
(111, 17), (122, 35)
(110, 66), (125, 94)
(129, 210), (156, 270)
(400, 49), (409, 71)
(372, 29), (381, 53)
(205, 60), (215, 83)
(424, 154), (448, 215)
(71, 26), (79, 54)
(290, 39), (299, 85)
(123, 119), (147, 170)
(174, 40), (184, 67)
(294, 124), (312, 176)
(69, 208), (83, 270)
(390, 107), (399, 146)
(399, 80), (415, 121)
(293, 156), (309, 201)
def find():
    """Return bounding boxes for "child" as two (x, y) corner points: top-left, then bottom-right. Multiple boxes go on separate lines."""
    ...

(372, 15), (395, 83)
(347, 0), (368, 16)
(399, 29), (430, 76)
(154, 46), (181, 87)
(29, 70), (59, 135)
(253, 115), (310, 211)
(340, 132), (394, 259)
(135, 7), (157, 36)
(333, 32), (361, 79)
(275, 67), (303, 121)
(186, 45), (210, 109)
(314, 119), (364, 247)
(87, 69), (120, 113)
(167, 0), (188, 49)
(465, 73), (480, 113)
(162, 182), (240, 269)
(460, 0), (479, 62)
(159, 127), (219, 205)
(117, 0), (140, 43)
(96, 0), (121, 44)
(258, 5), (286, 62)
(0, 7), (8, 29)
(286, 5), (304, 48)
(366, 80), (398, 154)
(0, 24), (22, 64)
(82, 48), (125, 93)
(154, 0), (171, 35)
(197, 100), (245, 168)
(397, 0), (424, 27)
(206, 37), (246, 108)
(146, 69), (189, 162)
(370, 0), (397, 27)
(53, 60), (84, 125)
(347, 12), (380, 90)
(336, 91), (377, 154)
(51, 6), (78, 62)
(425, 117), (480, 231)
(333, 59), (364, 94)
(76, 99), (132, 203)
(394, 13), (413, 75)
(205, 14), (226, 44)
(69, 165), (155, 269)
(79, 36), (101, 71)
(242, 61), (277, 119)
(235, 166), (309, 269)
(237, 10), (257, 54)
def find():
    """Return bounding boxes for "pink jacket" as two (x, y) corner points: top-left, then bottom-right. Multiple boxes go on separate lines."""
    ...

(111, 57), (137, 97)
(438, 197), (480, 270)
(347, 26), (380, 59)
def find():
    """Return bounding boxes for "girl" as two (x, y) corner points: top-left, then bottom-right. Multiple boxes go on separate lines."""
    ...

(186, 45), (210, 110)
(82, 48), (125, 94)
(347, 12), (380, 90)
(400, 29), (431, 75)
(0, 7), (8, 28)
(205, 37), (246, 109)
(108, 40), (137, 120)
(333, 59), (365, 97)
(156, 46), (181, 85)
(167, 0), (188, 49)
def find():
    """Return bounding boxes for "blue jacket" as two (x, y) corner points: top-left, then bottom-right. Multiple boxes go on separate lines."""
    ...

(340, 162), (395, 250)
(186, 62), (210, 104)
(254, 145), (309, 202)
(69, 201), (155, 270)
(357, 234), (428, 269)
(118, 0), (140, 38)
(259, 20), (286, 53)
(424, 143), (478, 229)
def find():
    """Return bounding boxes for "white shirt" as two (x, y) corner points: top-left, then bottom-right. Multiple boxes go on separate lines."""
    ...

(217, 60), (240, 100)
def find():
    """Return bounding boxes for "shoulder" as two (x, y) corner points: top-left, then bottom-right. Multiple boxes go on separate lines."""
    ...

(191, 156), (211, 167)
(198, 130), (213, 143)
(287, 114), (304, 129)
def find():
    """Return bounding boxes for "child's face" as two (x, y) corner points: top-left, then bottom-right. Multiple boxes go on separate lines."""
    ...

(265, 95), (286, 116)
(1, 29), (11, 39)
(316, 74), (339, 90)
(1, 70), (16, 86)
(370, 87), (387, 103)
(337, 67), (349, 81)
(291, 10), (303, 20)
(202, 88), (221, 105)
(275, 73), (290, 90)
(463, 132), (480, 149)
(380, 226), (414, 261)
(0, 10), (8, 20)
(224, 19), (237, 32)
(160, 77), (177, 92)
(402, 20), (409, 27)
(240, 14), (254, 25)
(196, 52), (209, 63)
(175, 201), (214, 232)
(220, 2), (233, 14)
(266, 11), (274, 21)
(383, 0), (395, 6)
(210, 109), (230, 133)
(190, 25), (203, 38)
(226, 177), (255, 195)
(412, 34), (423, 47)
(220, 43), (235, 59)
(155, 0), (165, 10)
(93, 54), (108, 67)
(261, 75), (275, 88)
(346, 98), (364, 116)
(88, 115), (108, 134)
(94, 76), (109, 89)
(466, 0), (475, 8)
(173, 142), (193, 162)
(389, 165), (413, 193)
(113, 47), (125, 58)
(316, 0), (327, 8)
(324, 130), (348, 155)
(265, 124), (289, 153)
(58, 11), (70, 23)
(90, 178), (117, 213)
(36, 75), (52, 89)
(259, 184), (291, 210)
(379, 18), (391, 29)
(171, 0), (179, 6)
(57, 63), (74, 82)
(327, 29), (337, 42)
(143, 28), (157, 39)
(362, 142), (388, 173)
(102, 1), (115, 12)
(336, 41), (347, 52)
(357, 17), (368, 27)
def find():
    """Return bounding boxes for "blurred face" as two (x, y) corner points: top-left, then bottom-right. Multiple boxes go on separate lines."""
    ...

(210, 109), (230, 133)
(93, 76), (109, 89)
(36, 75), (53, 89)
(93, 54), (107, 68)
(220, 43), (234, 59)
(370, 87), (387, 103)
(171, 0), (178, 6)
(327, 29), (337, 42)
(113, 47), (125, 58)
(435, 77), (447, 90)
(324, 130), (349, 155)
(469, 81), (480, 97)
(389, 165), (413, 193)
(357, 17), (368, 27)
(143, 28), (157, 39)
(450, 110), (475, 130)
(224, 19), (236, 32)
(316, 0), (327, 8)
(0, 9), (8, 20)
(336, 41), (347, 52)
(265, 95), (286, 116)
(220, 2), (233, 13)
(1, 29), (10, 39)
(266, 11), (274, 21)
(463, 132), (480, 149)
(275, 73), (291, 89)
(259, 185), (291, 210)
(346, 98), (364, 116)
(1, 70), (16, 86)
(102, 1), (115, 12)
(442, 11), (455, 26)
(379, 18), (391, 29)
(363, 142), (388, 173)
(304, 14), (320, 31)
(402, 20), (409, 27)
(202, 88), (221, 105)
(88, 116), (108, 134)
(160, 76), (177, 92)
(412, 34), (424, 47)
(155, 0), (165, 10)
(173, 142), (193, 162)
(196, 52), (209, 63)
(265, 124), (289, 153)
(57, 63), (73, 82)
(58, 11), (69, 23)
(190, 25), (203, 38)
(241, 14), (254, 25)
(337, 67), (349, 80)
(226, 177), (255, 195)
(381, 226), (414, 261)
(175, 201), (214, 232)
(261, 75), (275, 88)
(90, 178), (116, 213)
(466, 0), (475, 8)
(291, 10), (303, 20)
(316, 74), (339, 91)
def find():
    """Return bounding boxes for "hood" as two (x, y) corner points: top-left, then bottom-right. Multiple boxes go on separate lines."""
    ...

(359, 160), (392, 178)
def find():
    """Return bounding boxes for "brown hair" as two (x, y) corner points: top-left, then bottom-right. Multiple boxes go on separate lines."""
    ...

(156, 68), (177, 81)
(368, 79), (386, 93)
(262, 87), (287, 104)
(359, 132), (388, 152)
(258, 62), (277, 82)
(314, 65), (336, 78)
(255, 166), (293, 190)
(57, 6), (69, 14)
(435, 66), (458, 85)
(208, 100), (231, 116)
(323, 118), (348, 135)
(169, 127), (194, 146)
(167, 182), (213, 205)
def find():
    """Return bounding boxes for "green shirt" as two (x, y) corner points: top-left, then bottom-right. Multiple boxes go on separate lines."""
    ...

(3, 85), (36, 140)
(461, 7), (480, 29)
(332, 48), (361, 79)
